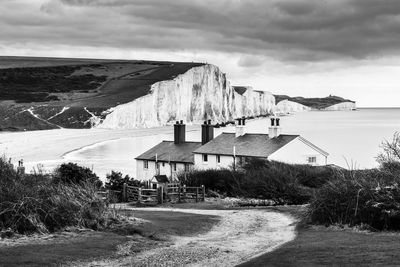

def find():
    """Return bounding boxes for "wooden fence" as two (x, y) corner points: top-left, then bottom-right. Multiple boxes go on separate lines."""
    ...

(121, 183), (205, 204)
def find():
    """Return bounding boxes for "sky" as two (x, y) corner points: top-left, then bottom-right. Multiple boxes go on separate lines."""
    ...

(1, 0), (400, 107)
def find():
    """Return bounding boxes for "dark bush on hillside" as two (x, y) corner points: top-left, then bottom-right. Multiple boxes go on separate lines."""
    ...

(308, 169), (400, 230)
(54, 162), (102, 188)
(0, 158), (114, 234)
(178, 159), (334, 205)
(105, 171), (142, 191)
(105, 171), (143, 202)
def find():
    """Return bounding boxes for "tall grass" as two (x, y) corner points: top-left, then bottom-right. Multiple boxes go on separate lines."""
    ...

(0, 158), (114, 234)
(308, 168), (400, 230)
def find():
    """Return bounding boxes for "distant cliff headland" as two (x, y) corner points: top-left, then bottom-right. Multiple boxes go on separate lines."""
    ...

(0, 56), (354, 131)
(274, 95), (356, 114)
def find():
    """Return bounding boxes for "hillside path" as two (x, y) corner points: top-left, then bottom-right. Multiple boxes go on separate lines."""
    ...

(84, 207), (296, 267)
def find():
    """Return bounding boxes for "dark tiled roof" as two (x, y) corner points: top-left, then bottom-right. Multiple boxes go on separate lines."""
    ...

(192, 133), (299, 158)
(135, 141), (202, 163)
(233, 86), (248, 95)
(154, 175), (169, 183)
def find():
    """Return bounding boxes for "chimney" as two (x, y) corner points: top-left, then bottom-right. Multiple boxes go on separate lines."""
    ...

(235, 118), (246, 138)
(201, 120), (214, 145)
(174, 120), (186, 144)
(268, 117), (281, 138)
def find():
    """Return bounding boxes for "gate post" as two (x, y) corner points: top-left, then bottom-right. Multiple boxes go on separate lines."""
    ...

(158, 186), (164, 204)
(138, 188), (142, 203)
(178, 184), (181, 203)
(201, 185), (205, 202)
(122, 183), (127, 202)
(195, 187), (199, 202)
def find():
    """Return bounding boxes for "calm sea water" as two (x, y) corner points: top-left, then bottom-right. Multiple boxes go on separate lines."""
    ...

(65, 108), (400, 179)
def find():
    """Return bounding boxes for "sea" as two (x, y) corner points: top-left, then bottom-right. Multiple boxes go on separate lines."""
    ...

(64, 108), (400, 179)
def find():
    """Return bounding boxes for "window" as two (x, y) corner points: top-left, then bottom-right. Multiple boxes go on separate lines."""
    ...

(162, 162), (165, 167)
(216, 155), (221, 164)
(144, 160), (149, 169)
(203, 154), (208, 162)
(184, 164), (190, 172)
(307, 156), (317, 164)
(172, 163), (177, 172)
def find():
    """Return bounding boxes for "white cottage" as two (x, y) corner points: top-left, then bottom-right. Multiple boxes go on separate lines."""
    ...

(135, 118), (329, 181)
(192, 118), (329, 169)
(135, 120), (214, 182)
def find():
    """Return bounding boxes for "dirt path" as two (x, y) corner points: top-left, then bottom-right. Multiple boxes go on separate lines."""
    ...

(81, 207), (296, 267)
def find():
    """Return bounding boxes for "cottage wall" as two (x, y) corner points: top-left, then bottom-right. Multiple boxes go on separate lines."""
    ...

(136, 159), (188, 181)
(194, 153), (234, 170)
(268, 137), (327, 165)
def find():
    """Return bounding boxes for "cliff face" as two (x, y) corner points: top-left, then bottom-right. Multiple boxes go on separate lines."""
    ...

(324, 102), (356, 111)
(99, 65), (275, 129)
(274, 100), (311, 114)
(233, 87), (275, 118)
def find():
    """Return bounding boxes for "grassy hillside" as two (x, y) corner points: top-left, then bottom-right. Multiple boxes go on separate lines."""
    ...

(274, 94), (355, 110)
(0, 56), (204, 131)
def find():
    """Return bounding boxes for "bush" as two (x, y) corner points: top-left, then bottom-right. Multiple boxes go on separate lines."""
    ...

(54, 162), (102, 188)
(308, 169), (400, 230)
(0, 158), (114, 234)
(178, 159), (332, 205)
(105, 171), (143, 202)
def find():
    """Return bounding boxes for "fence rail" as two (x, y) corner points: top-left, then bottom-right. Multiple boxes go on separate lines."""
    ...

(121, 183), (205, 204)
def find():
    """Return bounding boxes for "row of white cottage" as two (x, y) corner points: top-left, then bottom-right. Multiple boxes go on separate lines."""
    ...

(135, 118), (329, 183)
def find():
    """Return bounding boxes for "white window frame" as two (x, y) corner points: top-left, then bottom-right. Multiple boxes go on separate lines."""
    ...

(144, 160), (149, 169)
(216, 155), (221, 164)
(307, 156), (317, 164)
(203, 154), (208, 163)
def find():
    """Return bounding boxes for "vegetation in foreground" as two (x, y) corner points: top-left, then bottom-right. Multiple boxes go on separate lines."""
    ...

(0, 159), (112, 235)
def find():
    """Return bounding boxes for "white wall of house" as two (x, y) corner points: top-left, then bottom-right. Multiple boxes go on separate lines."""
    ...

(194, 153), (235, 170)
(268, 137), (327, 165)
(136, 159), (190, 181)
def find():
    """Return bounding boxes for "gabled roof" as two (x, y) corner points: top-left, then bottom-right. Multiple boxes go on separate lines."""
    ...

(153, 175), (169, 183)
(135, 141), (202, 163)
(193, 133), (299, 158)
(298, 136), (329, 157)
(233, 86), (248, 95)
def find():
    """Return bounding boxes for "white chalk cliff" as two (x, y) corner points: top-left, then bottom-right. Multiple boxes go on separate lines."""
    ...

(274, 100), (311, 114)
(324, 102), (356, 111)
(98, 64), (275, 129)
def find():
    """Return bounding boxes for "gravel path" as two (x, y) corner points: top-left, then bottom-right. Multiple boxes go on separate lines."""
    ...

(85, 207), (296, 267)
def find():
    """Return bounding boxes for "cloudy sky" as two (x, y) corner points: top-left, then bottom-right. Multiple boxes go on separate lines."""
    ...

(1, 0), (400, 107)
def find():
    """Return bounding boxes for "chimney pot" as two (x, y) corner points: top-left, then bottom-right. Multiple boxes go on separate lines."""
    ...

(270, 118), (275, 127)
(180, 120), (183, 124)
(276, 118), (280, 127)
(201, 120), (214, 144)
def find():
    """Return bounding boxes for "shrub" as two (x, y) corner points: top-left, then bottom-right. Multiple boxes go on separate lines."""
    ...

(105, 171), (143, 202)
(308, 169), (400, 230)
(0, 158), (114, 234)
(178, 159), (332, 205)
(54, 162), (102, 188)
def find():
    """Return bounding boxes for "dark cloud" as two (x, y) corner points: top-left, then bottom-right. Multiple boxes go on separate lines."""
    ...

(2, 0), (400, 63)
